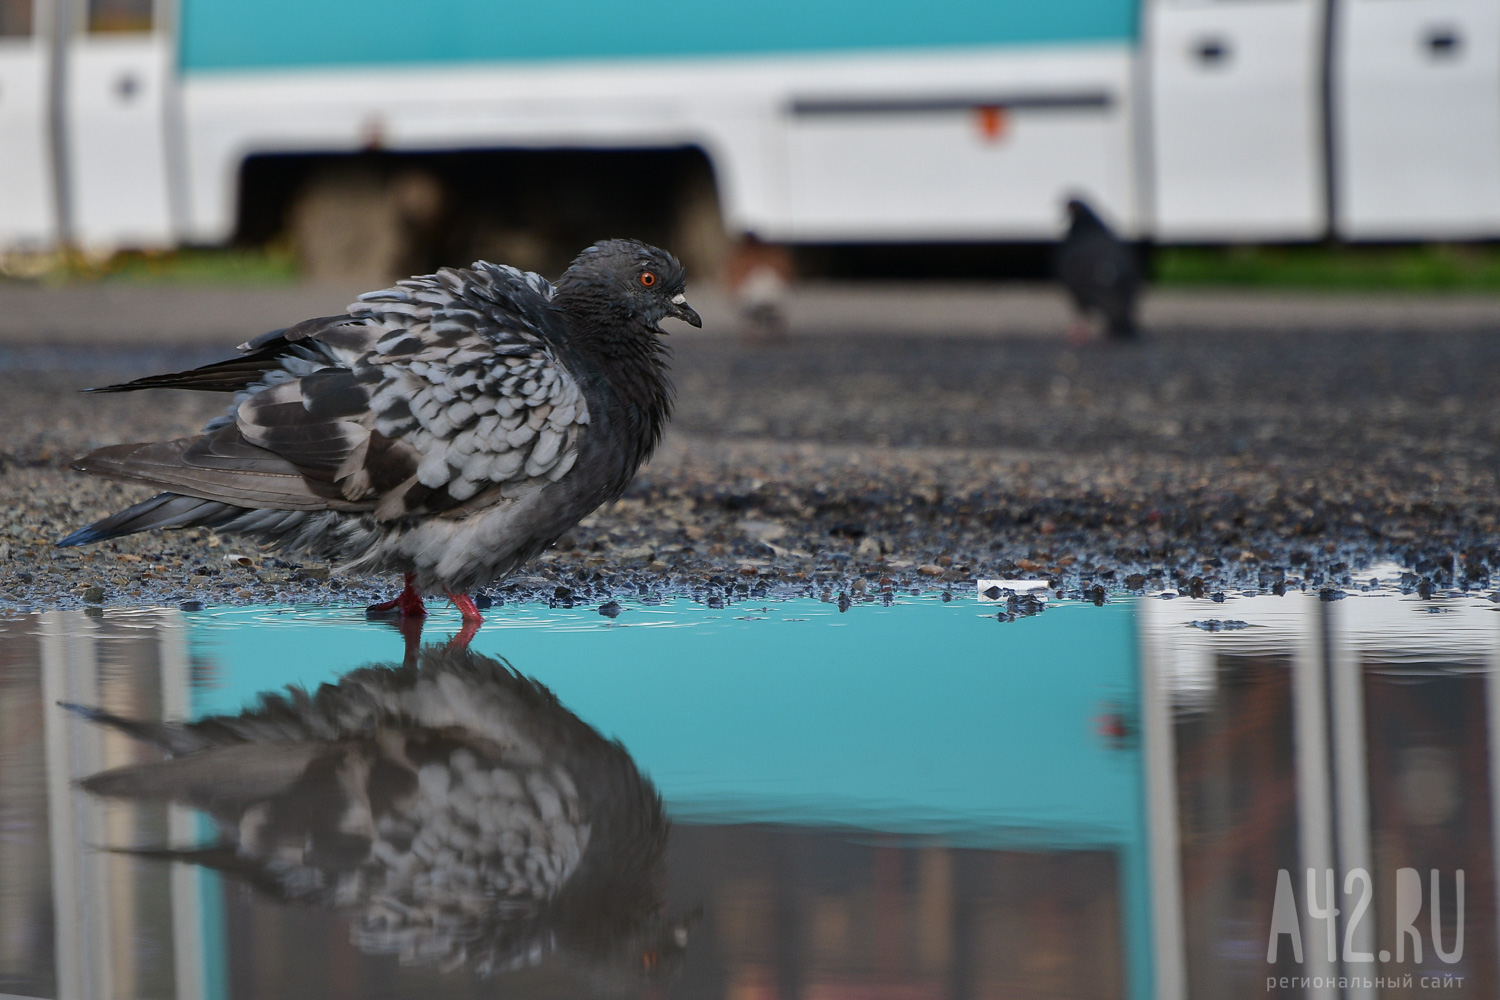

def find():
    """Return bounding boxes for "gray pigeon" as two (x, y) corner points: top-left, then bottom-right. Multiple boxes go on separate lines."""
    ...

(58, 240), (701, 629)
(1054, 199), (1141, 341)
(68, 644), (687, 981)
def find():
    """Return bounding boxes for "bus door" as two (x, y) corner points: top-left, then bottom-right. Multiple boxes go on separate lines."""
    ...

(1333, 0), (1500, 238)
(65, 0), (177, 248)
(0, 0), (57, 247)
(1146, 0), (1329, 240)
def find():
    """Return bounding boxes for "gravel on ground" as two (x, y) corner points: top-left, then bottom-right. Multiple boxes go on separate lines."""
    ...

(2, 286), (1498, 617)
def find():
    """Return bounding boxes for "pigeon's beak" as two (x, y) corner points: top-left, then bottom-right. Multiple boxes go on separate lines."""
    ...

(667, 293), (703, 329)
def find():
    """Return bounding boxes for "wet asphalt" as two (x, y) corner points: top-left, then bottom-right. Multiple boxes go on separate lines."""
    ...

(1, 282), (1498, 617)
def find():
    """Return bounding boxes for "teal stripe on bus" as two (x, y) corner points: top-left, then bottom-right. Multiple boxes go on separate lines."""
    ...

(180, 0), (1137, 72)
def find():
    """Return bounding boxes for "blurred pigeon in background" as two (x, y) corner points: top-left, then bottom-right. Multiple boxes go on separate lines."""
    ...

(68, 644), (688, 981)
(1054, 199), (1142, 342)
(725, 234), (794, 342)
(58, 240), (701, 638)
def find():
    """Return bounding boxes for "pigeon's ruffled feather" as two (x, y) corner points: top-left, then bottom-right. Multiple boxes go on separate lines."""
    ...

(77, 263), (587, 522)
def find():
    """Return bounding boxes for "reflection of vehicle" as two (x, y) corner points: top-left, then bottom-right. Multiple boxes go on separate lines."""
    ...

(1139, 591), (1500, 1000)
(3, 0), (1498, 261)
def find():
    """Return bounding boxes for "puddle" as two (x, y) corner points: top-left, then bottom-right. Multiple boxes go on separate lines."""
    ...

(0, 592), (1496, 998)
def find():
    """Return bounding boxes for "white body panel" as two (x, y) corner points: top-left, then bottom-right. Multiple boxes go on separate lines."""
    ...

(178, 45), (1140, 244)
(0, 38), (56, 247)
(782, 49), (1137, 239)
(66, 34), (175, 248)
(1334, 0), (1500, 239)
(1146, 0), (1328, 240)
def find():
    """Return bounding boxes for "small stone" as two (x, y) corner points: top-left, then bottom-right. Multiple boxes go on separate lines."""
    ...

(179, 600), (204, 612)
(598, 600), (622, 618)
(82, 585), (105, 604)
(738, 519), (787, 543)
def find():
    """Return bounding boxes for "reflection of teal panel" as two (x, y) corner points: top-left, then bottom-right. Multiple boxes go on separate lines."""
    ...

(189, 599), (1136, 837)
(180, 0), (1137, 72)
(187, 597), (1152, 999)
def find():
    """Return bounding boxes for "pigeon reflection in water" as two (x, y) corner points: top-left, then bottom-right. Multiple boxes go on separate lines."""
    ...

(70, 645), (686, 981)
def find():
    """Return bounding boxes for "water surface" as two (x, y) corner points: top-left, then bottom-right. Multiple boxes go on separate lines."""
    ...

(0, 590), (1495, 999)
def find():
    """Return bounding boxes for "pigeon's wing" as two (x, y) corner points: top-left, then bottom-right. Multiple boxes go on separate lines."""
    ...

(87, 315), (375, 394)
(296, 262), (590, 519)
(75, 263), (590, 519)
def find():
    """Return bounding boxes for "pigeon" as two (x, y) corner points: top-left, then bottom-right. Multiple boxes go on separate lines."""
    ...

(57, 240), (701, 632)
(68, 644), (688, 980)
(1054, 199), (1142, 341)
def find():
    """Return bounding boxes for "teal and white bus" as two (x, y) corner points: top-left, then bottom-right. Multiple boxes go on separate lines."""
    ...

(2, 0), (1498, 262)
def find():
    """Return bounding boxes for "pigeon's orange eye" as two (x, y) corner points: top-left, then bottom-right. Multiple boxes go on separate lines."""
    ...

(640, 271), (657, 287)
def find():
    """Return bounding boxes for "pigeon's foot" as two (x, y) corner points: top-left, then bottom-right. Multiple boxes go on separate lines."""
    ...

(366, 573), (427, 620)
(446, 592), (483, 650)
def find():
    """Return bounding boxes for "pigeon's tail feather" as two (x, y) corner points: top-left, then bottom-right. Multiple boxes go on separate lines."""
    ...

(99, 844), (310, 900)
(58, 702), (211, 756)
(100, 843), (242, 869)
(57, 492), (244, 547)
(78, 742), (323, 805)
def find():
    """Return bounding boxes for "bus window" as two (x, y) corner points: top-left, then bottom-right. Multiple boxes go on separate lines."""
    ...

(0, 0), (32, 36)
(88, 0), (151, 32)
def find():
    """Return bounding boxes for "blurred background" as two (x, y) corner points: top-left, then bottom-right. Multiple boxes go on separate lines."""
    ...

(2, 0), (1500, 291)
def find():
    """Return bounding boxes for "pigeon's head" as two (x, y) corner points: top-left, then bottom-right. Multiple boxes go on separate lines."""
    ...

(560, 239), (702, 333)
(1065, 198), (1105, 230)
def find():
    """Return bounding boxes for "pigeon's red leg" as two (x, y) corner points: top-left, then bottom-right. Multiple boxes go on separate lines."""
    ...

(366, 573), (427, 619)
(449, 592), (483, 623)
(446, 592), (483, 649)
(394, 614), (424, 669)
